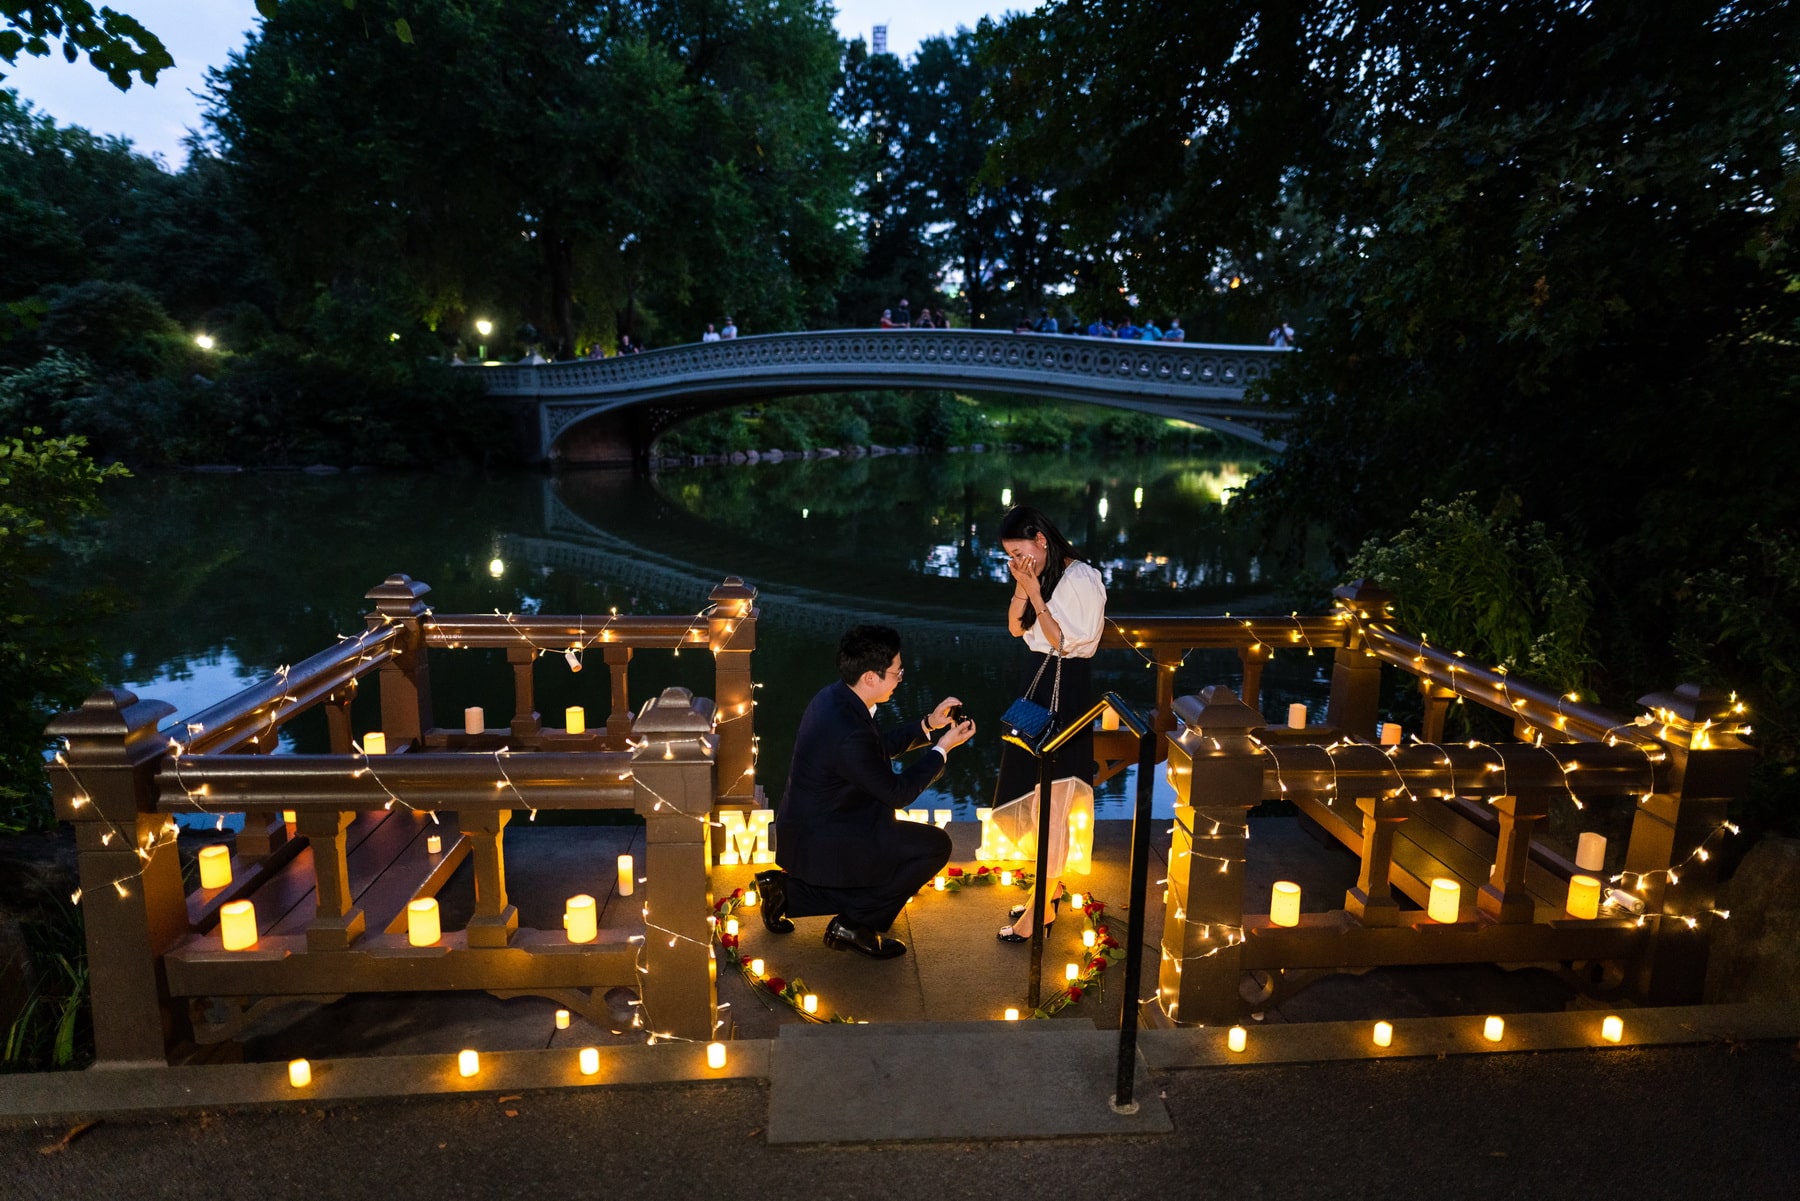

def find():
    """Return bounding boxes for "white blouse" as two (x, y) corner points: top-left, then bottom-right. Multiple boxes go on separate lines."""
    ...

(1021, 559), (1107, 658)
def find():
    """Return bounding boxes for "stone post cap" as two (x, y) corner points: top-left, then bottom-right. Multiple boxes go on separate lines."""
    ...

(709, 575), (758, 614)
(1172, 685), (1266, 735)
(1638, 683), (1739, 727)
(632, 686), (718, 735)
(45, 688), (177, 762)
(1332, 578), (1395, 617)
(364, 574), (433, 619)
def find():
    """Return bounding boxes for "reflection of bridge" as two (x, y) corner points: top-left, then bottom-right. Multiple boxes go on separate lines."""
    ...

(477, 329), (1294, 462)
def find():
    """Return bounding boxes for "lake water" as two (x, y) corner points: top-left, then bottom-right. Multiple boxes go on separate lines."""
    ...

(62, 447), (1333, 820)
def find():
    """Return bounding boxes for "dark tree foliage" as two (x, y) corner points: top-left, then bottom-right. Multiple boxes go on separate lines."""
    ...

(0, 1), (171, 89)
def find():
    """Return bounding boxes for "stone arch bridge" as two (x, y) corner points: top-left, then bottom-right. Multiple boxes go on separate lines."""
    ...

(477, 329), (1293, 463)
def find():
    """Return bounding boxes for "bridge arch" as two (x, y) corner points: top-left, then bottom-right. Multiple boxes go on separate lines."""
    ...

(477, 328), (1293, 462)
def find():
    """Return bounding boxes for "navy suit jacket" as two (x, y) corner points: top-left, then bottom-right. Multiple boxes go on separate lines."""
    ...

(775, 682), (944, 888)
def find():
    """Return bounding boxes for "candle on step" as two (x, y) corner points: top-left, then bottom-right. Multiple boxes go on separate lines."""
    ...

(802, 994), (818, 1014)
(458, 1049), (479, 1077)
(1427, 877), (1461, 923)
(288, 1058), (311, 1088)
(578, 1047), (600, 1075)
(555, 1009), (571, 1030)
(426, 834), (442, 855)
(1601, 1015), (1623, 1043)
(1270, 880), (1302, 927)
(408, 898), (441, 946)
(363, 732), (387, 755)
(464, 706), (484, 736)
(1380, 722), (1402, 746)
(1004, 1008), (1020, 1021)
(1227, 1026), (1247, 1053)
(617, 854), (634, 896)
(1566, 874), (1602, 920)
(565, 894), (597, 943)
(1576, 832), (1607, 872)
(1288, 703), (1307, 730)
(1373, 1021), (1393, 1048)
(220, 899), (258, 950)
(565, 706), (585, 735)
(1483, 1016), (1505, 1042)
(706, 1042), (728, 1070)
(198, 844), (232, 890)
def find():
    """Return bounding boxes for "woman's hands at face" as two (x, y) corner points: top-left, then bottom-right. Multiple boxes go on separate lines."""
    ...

(1007, 553), (1042, 593)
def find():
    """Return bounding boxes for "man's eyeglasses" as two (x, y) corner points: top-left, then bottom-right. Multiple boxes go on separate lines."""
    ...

(880, 665), (905, 679)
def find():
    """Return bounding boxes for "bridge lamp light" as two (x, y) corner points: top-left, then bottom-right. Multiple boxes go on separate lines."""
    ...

(194, 333), (215, 350)
(488, 557), (505, 579)
(475, 318), (494, 361)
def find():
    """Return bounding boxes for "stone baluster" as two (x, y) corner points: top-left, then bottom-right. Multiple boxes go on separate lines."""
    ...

(1478, 790), (1549, 923)
(604, 644), (634, 745)
(459, 808), (518, 947)
(1344, 793), (1408, 927)
(364, 574), (435, 748)
(297, 810), (365, 949)
(507, 645), (542, 741)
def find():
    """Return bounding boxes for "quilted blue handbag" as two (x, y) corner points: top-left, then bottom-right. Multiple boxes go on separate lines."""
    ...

(1001, 654), (1063, 757)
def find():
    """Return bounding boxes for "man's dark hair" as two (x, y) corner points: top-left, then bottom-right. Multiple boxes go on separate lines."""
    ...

(838, 625), (902, 686)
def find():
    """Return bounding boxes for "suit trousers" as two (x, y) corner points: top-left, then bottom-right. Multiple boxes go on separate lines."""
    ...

(780, 820), (952, 931)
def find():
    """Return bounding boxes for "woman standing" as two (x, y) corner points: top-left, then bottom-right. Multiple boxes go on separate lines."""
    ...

(993, 505), (1107, 942)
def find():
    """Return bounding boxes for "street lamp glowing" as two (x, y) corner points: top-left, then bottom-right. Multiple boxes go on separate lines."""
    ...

(194, 334), (215, 350)
(475, 319), (493, 337)
(488, 557), (505, 579)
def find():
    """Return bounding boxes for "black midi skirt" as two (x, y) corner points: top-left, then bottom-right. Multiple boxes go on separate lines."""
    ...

(993, 651), (1096, 805)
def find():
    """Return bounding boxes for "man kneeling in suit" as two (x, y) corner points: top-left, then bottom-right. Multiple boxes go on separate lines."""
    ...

(755, 625), (976, 959)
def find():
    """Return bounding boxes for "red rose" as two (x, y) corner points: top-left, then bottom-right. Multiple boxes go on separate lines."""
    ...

(947, 867), (964, 877)
(1090, 957), (1107, 971)
(720, 933), (739, 949)
(1101, 937), (1120, 949)
(765, 976), (786, 994)
(976, 866), (990, 875)
(733, 887), (745, 898)
(1067, 986), (1083, 1001)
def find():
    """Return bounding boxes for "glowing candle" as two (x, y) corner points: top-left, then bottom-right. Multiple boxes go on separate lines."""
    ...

(1566, 874), (1602, 920)
(1373, 1021), (1393, 1048)
(1483, 1016), (1505, 1042)
(1004, 1008), (1020, 1021)
(933, 875), (946, 891)
(426, 834), (442, 855)
(458, 1049), (479, 1077)
(743, 889), (759, 907)
(933, 809), (952, 828)
(407, 898), (442, 946)
(749, 958), (765, 977)
(464, 706), (484, 735)
(802, 994), (818, 1014)
(555, 1009), (571, 1030)
(1380, 722), (1402, 746)
(1227, 1026), (1247, 1053)
(724, 918), (739, 937)
(578, 1047), (600, 1075)
(220, 899), (258, 950)
(565, 706), (586, 735)
(706, 1042), (727, 1070)
(1065, 962), (1078, 982)
(1000, 870), (1013, 887)
(1601, 1015), (1623, 1043)
(1069, 893), (1084, 909)
(565, 894), (597, 944)
(1287, 703), (1307, 730)
(1270, 880), (1302, 927)
(282, 810), (297, 825)
(1100, 706), (1121, 731)
(617, 854), (634, 896)
(1576, 832), (1607, 872)
(1083, 929), (1097, 948)
(288, 1058), (311, 1088)
(1427, 877), (1461, 923)
(363, 732), (387, 755)
(198, 844), (232, 890)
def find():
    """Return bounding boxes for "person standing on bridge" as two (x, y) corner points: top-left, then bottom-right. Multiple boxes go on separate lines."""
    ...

(1268, 319), (1296, 348)
(757, 625), (977, 959)
(992, 505), (1107, 943)
(1163, 318), (1186, 342)
(702, 323), (721, 342)
(721, 316), (738, 339)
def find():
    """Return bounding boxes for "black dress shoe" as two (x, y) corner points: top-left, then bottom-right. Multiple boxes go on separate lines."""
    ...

(754, 869), (795, 934)
(823, 917), (906, 959)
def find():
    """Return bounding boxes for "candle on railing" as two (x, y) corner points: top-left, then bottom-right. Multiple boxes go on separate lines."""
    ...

(579, 1047), (600, 1075)
(1373, 1021), (1393, 1048)
(220, 900), (258, 950)
(802, 994), (818, 1014)
(1566, 875), (1602, 920)
(198, 844), (232, 890)
(565, 894), (597, 943)
(1004, 1008), (1020, 1021)
(555, 1009), (571, 1030)
(464, 706), (484, 736)
(363, 732), (387, 755)
(1379, 722), (1402, 746)
(288, 1058), (311, 1088)
(565, 706), (586, 735)
(1287, 703), (1307, 730)
(1270, 880), (1302, 927)
(1227, 1026), (1247, 1053)
(426, 834), (442, 855)
(617, 854), (635, 896)
(458, 1049), (480, 1077)
(749, 958), (765, 977)
(1427, 877), (1461, 923)
(1601, 1015), (1623, 1043)
(706, 1042), (728, 1070)
(282, 810), (297, 825)
(1100, 706), (1121, 731)
(408, 898), (441, 946)
(1483, 1016), (1505, 1043)
(1576, 832), (1607, 873)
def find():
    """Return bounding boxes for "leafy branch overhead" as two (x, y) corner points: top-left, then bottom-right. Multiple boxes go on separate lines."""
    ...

(0, 2), (172, 89)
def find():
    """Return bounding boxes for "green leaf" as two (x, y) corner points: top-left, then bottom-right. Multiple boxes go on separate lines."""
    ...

(256, 1), (281, 19)
(394, 18), (413, 45)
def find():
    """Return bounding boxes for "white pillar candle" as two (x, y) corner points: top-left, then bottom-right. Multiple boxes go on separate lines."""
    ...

(555, 1009), (571, 1030)
(1227, 1026), (1247, 1053)
(801, 994), (818, 1014)
(408, 898), (442, 946)
(1083, 929), (1097, 948)
(706, 1042), (727, 1070)
(724, 917), (739, 937)
(1065, 962), (1079, 982)
(1270, 880), (1302, 927)
(999, 870), (1013, 886)
(426, 834), (442, 855)
(1069, 893), (1084, 909)
(1288, 703), (1308, 730)
(1483, 1016), (1505, 1042)
(1427, 877), (1461, 923)
(464, 706), (484, 736)
(1566, 874), (1602, 920)
(578, 1047), (600, 1075)
(198, 844), (232, 890)
(363, 732), (387, 755)
(288, 1058), (311, 1088)
(1004, 1008), (1020, 1021)
(1576, 832), (1607, 872)
(933, 875), (946, 891)
(220, 899), (258, 950)
(565, 894), (597, 943)
(1380, 722), (1402, 746)
(1373, 1020), (1393, 1048)
(458, 1049), (480, 1077)
(743, 889), (759, 907)
(617, 853), (635, 896)
(1601, 1015), (1623, 1043)
(565, 706), (586, 735)
(749, 957), (765, 977)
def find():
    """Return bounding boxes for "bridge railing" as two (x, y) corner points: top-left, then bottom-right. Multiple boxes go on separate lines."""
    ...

(1153, 579), (1754, 1025)
(45, 575), (746, 1065)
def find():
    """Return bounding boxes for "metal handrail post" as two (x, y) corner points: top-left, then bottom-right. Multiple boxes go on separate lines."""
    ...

(1111, 717), (1157, 1112)
(1026, 753), (1054, 1008)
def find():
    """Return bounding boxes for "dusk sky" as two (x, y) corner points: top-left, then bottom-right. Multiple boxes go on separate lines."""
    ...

(1, 1), (1014, 167)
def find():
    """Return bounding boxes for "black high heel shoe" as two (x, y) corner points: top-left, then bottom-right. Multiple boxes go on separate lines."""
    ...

(997, 916), (1054, 943)
(1007, 894), (1064, 923)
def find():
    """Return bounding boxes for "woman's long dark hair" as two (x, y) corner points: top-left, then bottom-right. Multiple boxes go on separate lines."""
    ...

(997, 505), (1083, 630)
